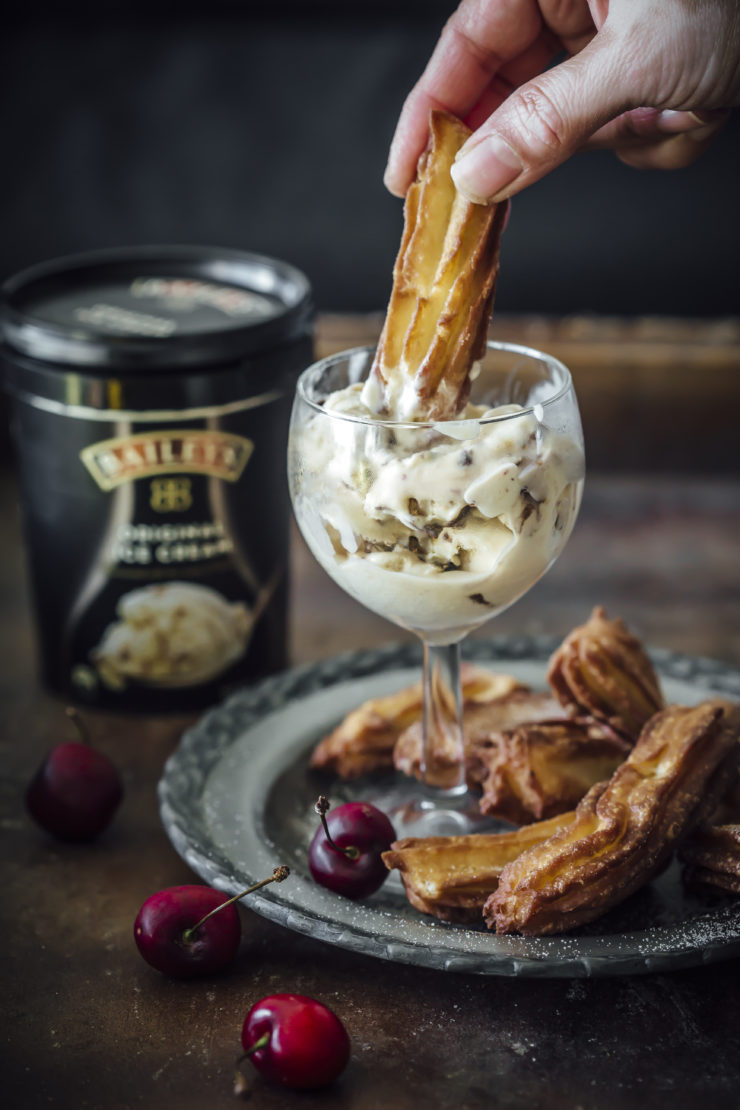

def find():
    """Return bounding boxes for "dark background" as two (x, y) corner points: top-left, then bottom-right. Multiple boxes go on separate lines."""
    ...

(1, 0), (739, 316)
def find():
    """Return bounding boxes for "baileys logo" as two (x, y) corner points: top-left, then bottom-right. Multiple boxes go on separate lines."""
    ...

(80, 430), (253, 491)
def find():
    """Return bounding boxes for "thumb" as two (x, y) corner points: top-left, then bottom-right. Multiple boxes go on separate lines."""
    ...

(451, 32), (632, 202)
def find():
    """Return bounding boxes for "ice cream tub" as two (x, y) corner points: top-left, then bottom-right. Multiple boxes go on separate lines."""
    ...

(0, 245), (313, 712)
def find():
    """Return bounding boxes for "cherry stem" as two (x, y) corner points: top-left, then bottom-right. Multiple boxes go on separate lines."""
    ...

(238, 1034), (270, 1061)
(234, 1035), (271, 1096)
(315, 795), (360, 861)
(66, 707), (90, 746)
(183, 866), (290, 943)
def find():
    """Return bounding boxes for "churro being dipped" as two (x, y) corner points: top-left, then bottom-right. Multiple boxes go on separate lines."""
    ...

(363, 110), (507, 421)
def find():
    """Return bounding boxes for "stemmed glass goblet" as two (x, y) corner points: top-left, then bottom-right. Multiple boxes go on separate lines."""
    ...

(288, 341), (584, 836)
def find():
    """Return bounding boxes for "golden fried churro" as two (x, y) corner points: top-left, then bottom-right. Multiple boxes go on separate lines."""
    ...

(383, 812), (574, 923)
(547, 606), (664, 741)
(465, 692), (568, 780)
(364, 110), (507, 420)
(704, 701), (740, 823)
(679, 824), (740, 895)
(474, 720), (630, 825)
(485, 702), (738, 936)
(310, 665), (524, 779)
(392, 688), (564, 788)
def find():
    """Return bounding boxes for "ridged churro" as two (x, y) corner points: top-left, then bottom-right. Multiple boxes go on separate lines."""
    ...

(485, 702), (738, 936)
(363, 110), (507, 420)
(680, 823), (740, 894)
(473, 719), (629, 825)
(547, 606), (664, 741)
(383, 812), (574, 923)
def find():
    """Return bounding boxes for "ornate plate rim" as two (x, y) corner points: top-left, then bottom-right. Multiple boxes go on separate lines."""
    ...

(158, 637), (740, 978)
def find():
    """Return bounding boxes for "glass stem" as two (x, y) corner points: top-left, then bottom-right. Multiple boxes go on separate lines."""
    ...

(420, 640), (466, 795)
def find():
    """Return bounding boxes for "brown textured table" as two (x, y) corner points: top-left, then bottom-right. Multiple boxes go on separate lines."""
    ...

(2, 315), (740, 1110)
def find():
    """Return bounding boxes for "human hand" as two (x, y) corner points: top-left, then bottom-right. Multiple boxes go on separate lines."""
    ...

(384, 0), (739, 203)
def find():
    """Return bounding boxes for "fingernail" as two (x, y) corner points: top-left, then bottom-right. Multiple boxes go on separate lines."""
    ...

(383, 163), (406, 198)
(656, 108), (729, 135)
(656, 109), (700, 133)
(451, 134), (523, 204)
(661, 111), (696, 132)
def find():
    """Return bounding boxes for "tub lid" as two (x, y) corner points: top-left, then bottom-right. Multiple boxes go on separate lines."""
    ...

(0, 245), (312, 370)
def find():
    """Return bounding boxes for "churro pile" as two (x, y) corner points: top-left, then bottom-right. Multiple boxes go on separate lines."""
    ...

(312, 608), (740, 935)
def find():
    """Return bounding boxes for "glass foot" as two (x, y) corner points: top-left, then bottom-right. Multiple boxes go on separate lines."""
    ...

(366, 781), (513, 839)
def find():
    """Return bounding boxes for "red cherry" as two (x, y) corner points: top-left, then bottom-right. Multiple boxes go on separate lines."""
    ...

(134, 886), (240, 978)
(240, 994), (350, 1090)
(309, 796), (395, 899)
(133, 865), (288, 981)
(133, 868), (289, 978)
(25, 709), (122, 841)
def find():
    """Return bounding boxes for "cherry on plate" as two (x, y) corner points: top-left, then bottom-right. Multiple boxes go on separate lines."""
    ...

(25, 708), (123, 841)
(309, 795), (395, 899)
(134, 867), (289, 978)
(239, 993), (350, 1090)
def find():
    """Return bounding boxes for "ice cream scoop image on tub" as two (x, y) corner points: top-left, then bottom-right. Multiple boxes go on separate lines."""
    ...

(90, 582), (252, 690)
(291, 381), (584, 644)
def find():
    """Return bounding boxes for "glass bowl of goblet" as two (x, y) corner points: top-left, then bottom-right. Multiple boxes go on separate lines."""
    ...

(288, 342), (584, 836)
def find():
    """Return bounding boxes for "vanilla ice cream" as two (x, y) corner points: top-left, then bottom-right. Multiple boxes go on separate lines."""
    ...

(292, 382), (584, 643)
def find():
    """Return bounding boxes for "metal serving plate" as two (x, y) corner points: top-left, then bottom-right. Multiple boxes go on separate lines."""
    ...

(158, 638), (740, 977)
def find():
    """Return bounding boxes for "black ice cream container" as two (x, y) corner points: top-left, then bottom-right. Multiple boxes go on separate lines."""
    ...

(0, 245), (313, 712)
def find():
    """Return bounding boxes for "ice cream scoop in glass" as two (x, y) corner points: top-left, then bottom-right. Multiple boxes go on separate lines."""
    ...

(289, 342), (585, 836)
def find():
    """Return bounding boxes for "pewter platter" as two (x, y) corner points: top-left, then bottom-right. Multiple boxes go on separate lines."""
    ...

(158, 637), (740, 977)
